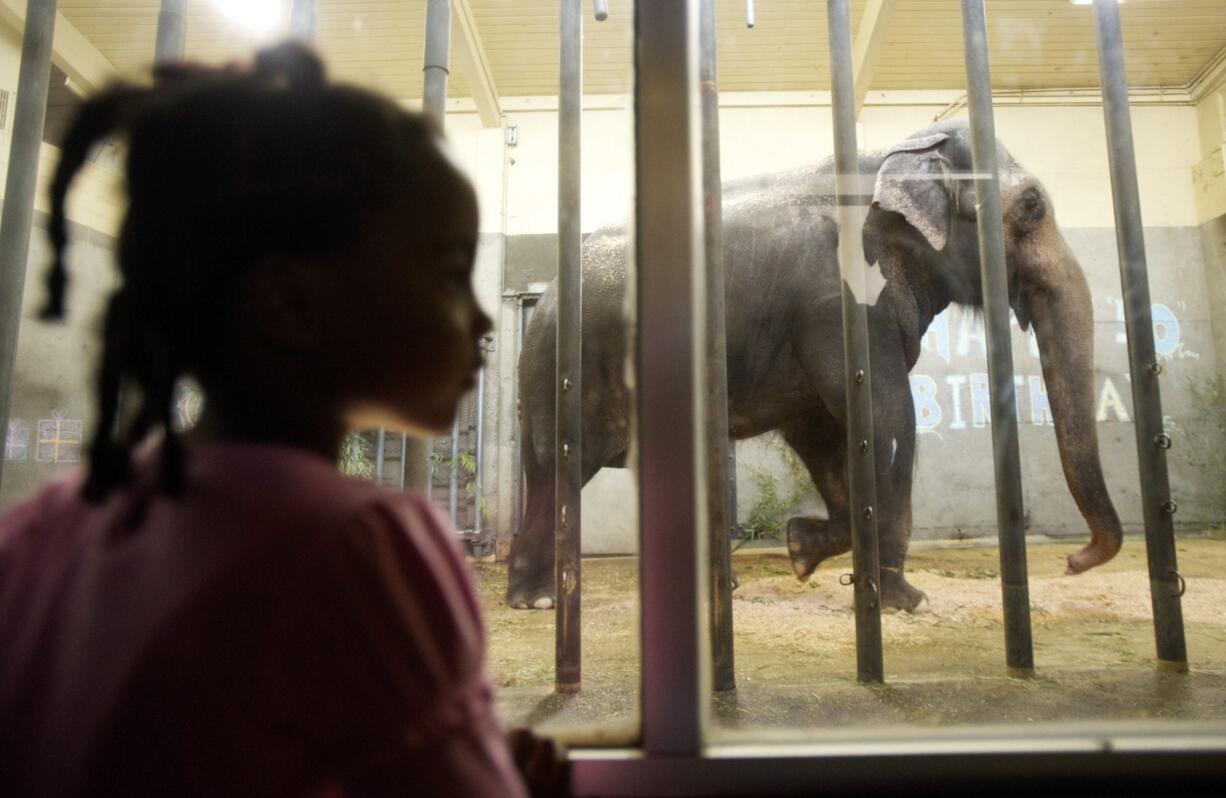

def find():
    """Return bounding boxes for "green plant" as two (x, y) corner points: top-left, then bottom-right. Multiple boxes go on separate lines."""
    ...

(429, 448), (490, 521)
(1183, 374), (1226, 523)
(338, 432), (373, 479)
(743, 467), (789, 540)
(739, 434), (819, 541)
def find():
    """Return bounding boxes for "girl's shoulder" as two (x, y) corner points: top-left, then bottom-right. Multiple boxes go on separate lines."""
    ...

(188, 441), (463, 565)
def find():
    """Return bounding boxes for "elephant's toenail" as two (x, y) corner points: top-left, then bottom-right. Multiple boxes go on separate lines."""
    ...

(533, 597), (555, 610)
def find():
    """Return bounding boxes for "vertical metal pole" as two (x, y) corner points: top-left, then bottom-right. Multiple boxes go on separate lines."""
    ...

(1092, 0), (1187, 672)
(699, 0), (735, 694)
(475, 366), (485, 535)
(406, 0), (452, 498)
(826, 0), (883, 685)
(514, 299), (528, 542)
(728, 443), (738, 535)
(960, 0), (1035, 679)
(423, 0), (451, 127)
(0, 0), (57, 496)
(374, 428), (386, 487)
(398, 433), (407, 490)
(426, 445), (435, 502)
(449, 416), (460, 526)
(593, 0), (608, 22)
(637, 0), (708, 755)
(555, 0), (583, 695)
(290, 0), (316, 43)
(154, 0), (186, 63)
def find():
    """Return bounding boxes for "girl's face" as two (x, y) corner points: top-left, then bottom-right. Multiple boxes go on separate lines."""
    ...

(326, 165), (492, 435)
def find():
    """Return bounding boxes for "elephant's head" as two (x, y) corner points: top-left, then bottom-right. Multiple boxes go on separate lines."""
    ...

(865, 119), (1122, 574)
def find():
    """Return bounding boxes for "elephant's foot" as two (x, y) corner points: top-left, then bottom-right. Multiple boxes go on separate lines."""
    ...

(1065, 534), (1123, 575)
(507, 590), (555, 610)
(786, 516), (850, 582)
(880, 567), (927, 613)
(506, 573), (556, 610)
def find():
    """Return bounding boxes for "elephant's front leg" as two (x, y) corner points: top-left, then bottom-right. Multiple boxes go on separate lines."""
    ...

(871, 369), (927, 613)
(780, 418), (852, 581)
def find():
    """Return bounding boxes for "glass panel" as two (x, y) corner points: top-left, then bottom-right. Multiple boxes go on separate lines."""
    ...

(0, 0), (638, 757)
(699, 0), (1226, 740)
(428, 1), (641, 739)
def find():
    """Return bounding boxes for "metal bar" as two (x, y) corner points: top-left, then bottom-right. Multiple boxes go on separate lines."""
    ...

(475, 365), (485, 539)
(154, 0), (186, 63)
(514, 299), (528, 543)
(374, 428), (386, 487)
(746, 0), (756, 29)
(959, 0), (1035, 679)
(290, 0), (316, 43)
(449, 416), (460, 526)
(0, 0), (57, 497)
(423, 0), (451, 128)
(1091, 0), (1187, 672)
(826, 0), (883, 685)
(555, 0), (583, 695)
(727, 442), (738, 537)
(571, 746), (1226, 797)
(593, 0), (608, 22)
(699, 0), (735, 695)
(398, 433), (407, 490)
(637, 0), (708, 755)
(405, 0), (452, 496)
(426, 444), (434, 502)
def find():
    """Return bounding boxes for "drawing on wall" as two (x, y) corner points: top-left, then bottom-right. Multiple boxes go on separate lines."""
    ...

(35, 409), (83, 464)
(909, 301), (1195, 436)
(5, 419), (29, 461)
(173, 381), (205, 432)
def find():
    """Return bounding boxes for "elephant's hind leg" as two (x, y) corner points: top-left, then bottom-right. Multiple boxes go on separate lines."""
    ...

(781, 419), (852, 581)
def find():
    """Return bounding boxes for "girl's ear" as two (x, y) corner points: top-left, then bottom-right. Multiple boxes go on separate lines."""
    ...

(238, 255), (332, 352)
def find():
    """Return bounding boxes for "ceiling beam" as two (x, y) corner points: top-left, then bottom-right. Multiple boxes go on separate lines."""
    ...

(452, 0), (500, 127)
(1190, 45), (1226, 104)
(0, 0), (120, 96)
(852, 0), (897, 119)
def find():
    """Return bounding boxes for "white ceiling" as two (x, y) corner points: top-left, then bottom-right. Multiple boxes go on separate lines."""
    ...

(56, 1), (1226, 101)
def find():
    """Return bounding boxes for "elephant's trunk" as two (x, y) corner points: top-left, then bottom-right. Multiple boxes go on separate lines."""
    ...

(1025, 237), (1123, 574)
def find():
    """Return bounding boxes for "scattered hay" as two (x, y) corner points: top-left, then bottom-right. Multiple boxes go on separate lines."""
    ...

(475, 538), (1226, 732)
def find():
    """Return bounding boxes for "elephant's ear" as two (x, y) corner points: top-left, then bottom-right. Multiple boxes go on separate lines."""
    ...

(871, 132), (953, 251)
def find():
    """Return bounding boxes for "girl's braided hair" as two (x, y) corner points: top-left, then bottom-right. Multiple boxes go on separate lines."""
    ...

(43, 43), (441, 503)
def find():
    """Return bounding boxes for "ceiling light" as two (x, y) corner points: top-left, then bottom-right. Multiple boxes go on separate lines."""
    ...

(212, 0), (283, 36)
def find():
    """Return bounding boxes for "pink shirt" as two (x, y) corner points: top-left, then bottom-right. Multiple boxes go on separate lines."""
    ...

(0, 443), (528, 797)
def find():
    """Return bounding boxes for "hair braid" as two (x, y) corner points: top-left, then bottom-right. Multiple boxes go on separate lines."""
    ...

(41, 86), (146, 320)
(80, 289), (133, 502)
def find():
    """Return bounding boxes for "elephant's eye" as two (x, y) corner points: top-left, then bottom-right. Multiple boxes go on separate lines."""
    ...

(1018, 189), (1044, 221)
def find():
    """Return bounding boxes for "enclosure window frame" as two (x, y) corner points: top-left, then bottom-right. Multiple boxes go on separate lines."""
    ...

(561, 1), (1226, 794)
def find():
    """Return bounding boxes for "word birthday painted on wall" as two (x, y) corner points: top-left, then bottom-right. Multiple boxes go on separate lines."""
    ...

(909, 302), (1189, 435)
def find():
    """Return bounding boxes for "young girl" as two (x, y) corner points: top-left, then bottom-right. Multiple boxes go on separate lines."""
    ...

(0, 44), (557, 797)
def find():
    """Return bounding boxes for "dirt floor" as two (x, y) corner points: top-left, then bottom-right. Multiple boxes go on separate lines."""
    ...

(472, 534), (1226, 740)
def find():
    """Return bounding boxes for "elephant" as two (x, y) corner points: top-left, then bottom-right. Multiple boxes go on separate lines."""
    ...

(506, 119), (1122, 612)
